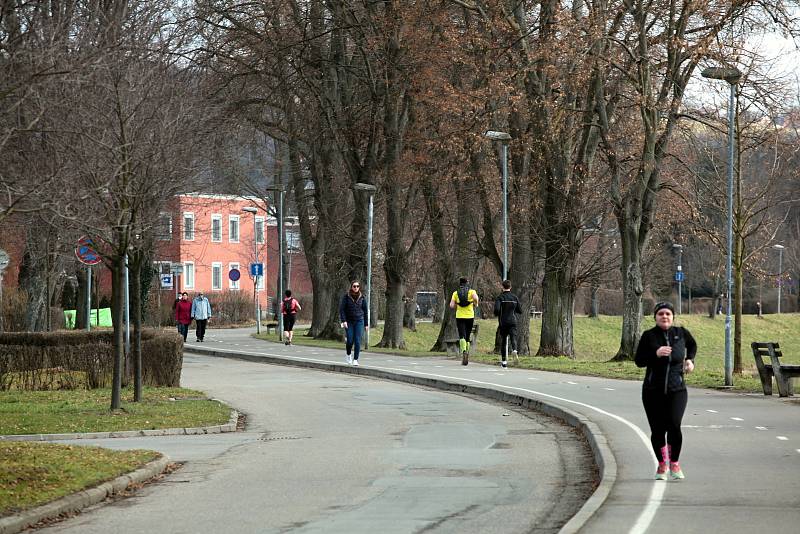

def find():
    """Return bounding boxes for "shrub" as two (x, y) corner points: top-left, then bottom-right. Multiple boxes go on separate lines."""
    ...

(0, 329), (182, 391)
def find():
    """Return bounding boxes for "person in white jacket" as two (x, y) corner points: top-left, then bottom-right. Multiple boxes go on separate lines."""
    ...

(191, 292), (212, 342)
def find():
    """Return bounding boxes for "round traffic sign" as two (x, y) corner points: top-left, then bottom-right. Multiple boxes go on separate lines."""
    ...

(229, 268), (241, 281)
(0, 248), (9, 271)
(75, 236), (102, 265)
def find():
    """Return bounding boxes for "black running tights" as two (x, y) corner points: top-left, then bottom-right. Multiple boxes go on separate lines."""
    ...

(641, 388), (688, 462)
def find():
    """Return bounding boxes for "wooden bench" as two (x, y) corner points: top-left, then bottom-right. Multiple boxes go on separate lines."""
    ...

(443, 324), (480, 356)
(265, 322), (279, 334)
(530, 307), (543, 319)
(751, 342), (800, 397)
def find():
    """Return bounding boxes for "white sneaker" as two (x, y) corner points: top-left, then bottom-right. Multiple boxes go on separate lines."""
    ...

(512, 350), (518, 357)
(353, 359), (360, 366)
(346, 354), (353, 365)
(501, 361), (508, 368)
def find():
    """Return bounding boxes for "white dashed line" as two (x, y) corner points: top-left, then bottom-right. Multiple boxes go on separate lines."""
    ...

(604, 388), (616, 391)
(731, 417), (744, 421)
(756, 426), (768, 430)
(796, 449), (800, 454)
(706, 409), (718, 413)
(566, 381), (578, 385)
(527, 377), (539, 381)
(777, 436), (789, 441)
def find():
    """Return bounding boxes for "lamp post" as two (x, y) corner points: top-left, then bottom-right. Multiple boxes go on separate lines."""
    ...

(242, 206), (261, 334)
(673, 244), (683, 315)
(702, 65), (741, 387)
(773, 244), (785, 314)
(354, 182), (376, 348)
(484, 130), (512, 280)
(266, 185), (285, 339)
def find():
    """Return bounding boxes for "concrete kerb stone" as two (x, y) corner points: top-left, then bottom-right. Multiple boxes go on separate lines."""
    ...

(0, 454), (171, 534)
(0, 409), (239, 442)
(185, 346), (617, 534)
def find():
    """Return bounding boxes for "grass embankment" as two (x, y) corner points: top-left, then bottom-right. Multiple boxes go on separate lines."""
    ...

(0, 441), (159, 516)
(256, 314), (800, 392)
(0, 387), (231, 436)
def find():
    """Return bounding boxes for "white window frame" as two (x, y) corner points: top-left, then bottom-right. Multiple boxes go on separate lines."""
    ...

(228, 215), (240, 243)
(211, 214), (223, 243)
(211, 262), (223, 291)
(255, 216), (265, 245)
(183, 261), (195, 289)
(157, 213), (172, 241)
(229, 262), (240, 290)
(183, 212), (195, 241)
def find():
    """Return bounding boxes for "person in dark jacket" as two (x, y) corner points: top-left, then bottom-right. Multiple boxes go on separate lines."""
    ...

(635, 301), (696, 481)
(339, 281), (369, 366)
(493, 280), (522, 368)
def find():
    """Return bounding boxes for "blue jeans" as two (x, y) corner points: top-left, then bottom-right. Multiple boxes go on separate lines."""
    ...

(177, 323), (188, 341)
(345, 321), (364, 360)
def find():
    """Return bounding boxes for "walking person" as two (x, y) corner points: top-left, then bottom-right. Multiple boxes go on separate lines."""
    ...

(280, 289), (302, 345)
(191, 291), (212, 342)
(339, 281), (368, 366)
(635, 302), (697, 480)
(174, 292), (192, 342)
(449, 277), (479, 365)
(493, 280), (522, 368)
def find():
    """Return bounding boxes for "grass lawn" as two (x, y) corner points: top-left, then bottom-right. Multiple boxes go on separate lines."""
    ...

(256, 314), (800, 393)
(0, 387), (231, 436)
(0, 441), (159, 516)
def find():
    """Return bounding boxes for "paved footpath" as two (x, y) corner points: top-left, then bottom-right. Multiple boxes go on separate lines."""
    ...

(182, 328), (800, 534)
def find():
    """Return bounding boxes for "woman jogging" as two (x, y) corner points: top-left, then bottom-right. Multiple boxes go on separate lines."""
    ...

(635, 301), (697, 480)
(280, 289), (302, 345)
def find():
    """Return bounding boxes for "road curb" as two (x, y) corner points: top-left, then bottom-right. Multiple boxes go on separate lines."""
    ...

(0, 409), (239, 442)
(0, 454), (171, 534)
(185, 346), (617, 534)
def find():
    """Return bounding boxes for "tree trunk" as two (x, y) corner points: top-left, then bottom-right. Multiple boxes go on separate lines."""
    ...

(538, 261), (575, 357)
(611, 226), (644, 361)
(131, 256), (143, 402)
(18, 231), (47, 332)
(377, 182), (407, 349)
(110, 258), (125, 410)
(74, 267), (89, 330)
(403, 298), (416, 331)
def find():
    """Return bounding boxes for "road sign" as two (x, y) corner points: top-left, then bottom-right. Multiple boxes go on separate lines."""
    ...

(0, 249), (9, 271)
(674, 271), (684, 282)
(250, 263), (264, 277)
(160, 274), (174, 289)
(171, 263), (184, 275)
(229, 268), (241, 281)
(75, 236), (102, 265)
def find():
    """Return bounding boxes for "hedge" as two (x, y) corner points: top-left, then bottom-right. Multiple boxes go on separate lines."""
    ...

(0, 329), (183, 391)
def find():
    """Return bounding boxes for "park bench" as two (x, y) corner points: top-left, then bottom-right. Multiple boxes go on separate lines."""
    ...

(265, 322), (279, 334)
(443, 324), (479, 357)
(530, 306), (543, 319)
(750, 342), (800, 397)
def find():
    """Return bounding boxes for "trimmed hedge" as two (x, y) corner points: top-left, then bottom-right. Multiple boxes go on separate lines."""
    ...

(0, 329), (183, 391)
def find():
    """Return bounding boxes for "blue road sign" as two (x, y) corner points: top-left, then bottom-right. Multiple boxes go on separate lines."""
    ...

(675, 271), (684, 282)
(229, 268), (241, 281)
(250, 263), (264, 277)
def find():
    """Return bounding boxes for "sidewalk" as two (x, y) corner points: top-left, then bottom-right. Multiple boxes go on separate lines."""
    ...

(187, 327), (800, 534)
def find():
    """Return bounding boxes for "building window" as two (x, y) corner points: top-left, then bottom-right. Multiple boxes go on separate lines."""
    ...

(229, 262), (240, 290)
(211, 262), (222, 290)
(255, 216), (265, 244)
(286, 228), (301, 252)
(183, 213), (195, 241)
(184, 262), (194, 289)
(211, 215), (222, 242)
(228, 215), (240, 243)
(156, 213), (172, 241)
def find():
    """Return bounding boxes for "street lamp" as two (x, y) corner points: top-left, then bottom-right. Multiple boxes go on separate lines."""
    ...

(773, 244), (785, 314)
(354, 182), (376, 348)
(702, 65), (741, 387)
(242, 206), (261, 334)
(672, 244), (683, 315)
(484, 130), (512, 280)
(266, 185), (285, 339)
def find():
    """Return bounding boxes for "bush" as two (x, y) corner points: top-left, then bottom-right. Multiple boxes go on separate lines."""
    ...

(0, 329), (182, 391)
(210, 290), (252, 326)
(1, 287), (28, 332)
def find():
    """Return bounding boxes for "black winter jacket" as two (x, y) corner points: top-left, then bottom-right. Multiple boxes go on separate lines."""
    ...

(493, 292), (522, 325)
(339, 292), (368, 324)
(635, 325), (697, 393)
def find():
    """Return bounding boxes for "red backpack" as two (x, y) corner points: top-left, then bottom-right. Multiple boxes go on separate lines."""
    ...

(283, 297), (298, 314)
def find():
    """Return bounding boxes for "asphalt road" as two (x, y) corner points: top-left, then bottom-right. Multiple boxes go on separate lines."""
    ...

(41, 353), (594, 534)
(178, 328), (800, 534)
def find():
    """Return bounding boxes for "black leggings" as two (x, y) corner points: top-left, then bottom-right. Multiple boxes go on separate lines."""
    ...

(498, 324), (517, 359)
(642, 388), (688, 462)
(456, 318), (474, 342)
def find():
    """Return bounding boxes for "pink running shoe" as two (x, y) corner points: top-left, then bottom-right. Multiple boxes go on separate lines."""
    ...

(655, 462), (668, 480)
(670, 462), (684, 480)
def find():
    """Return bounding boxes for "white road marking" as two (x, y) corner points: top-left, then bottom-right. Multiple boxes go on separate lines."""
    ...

(604, 388), (616, 391)
(195, 345), (661, 534)
(796, 449), (800, 454)
(706, 409), (718, 413)
(731, 417), (744, 421)
(756, 426), (768, 430)
(566, 381), (578, 385)
(528, 377), (539, 380)
(777, 436), (789, 441)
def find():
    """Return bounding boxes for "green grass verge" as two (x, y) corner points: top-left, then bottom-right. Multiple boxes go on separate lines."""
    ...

(0, 387), (231, 436)
(0, 441), (159, 516)
(256, 314), (800, 393)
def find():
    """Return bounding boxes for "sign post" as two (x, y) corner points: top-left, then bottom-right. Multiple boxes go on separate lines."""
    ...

(0, 249), (9, 334)
(75, 237), (102, 330)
